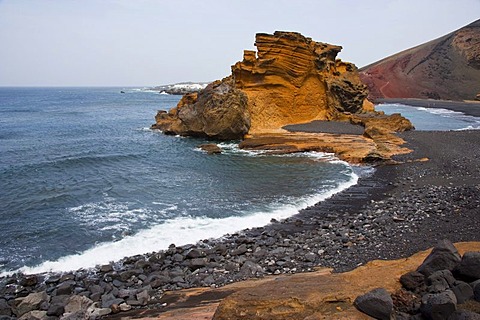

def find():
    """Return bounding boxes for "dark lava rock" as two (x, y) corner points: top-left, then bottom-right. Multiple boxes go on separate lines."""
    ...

(428, 270), (456, 293)
(0, 299), (11, 316)
(401, 271), (427, 294)
(420, 290), (457, 320)
(417, 240), (462, 277)
(447, 310), (480, 320)
(198, 144), (222, 155)
(354, 287), (393, 320)
(473, 280), (480, 302)
(455, 252), (480, 280)
(450, 281), (474, 304)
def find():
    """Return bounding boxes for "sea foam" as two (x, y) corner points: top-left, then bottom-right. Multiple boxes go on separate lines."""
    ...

(6, 155), (359, 276)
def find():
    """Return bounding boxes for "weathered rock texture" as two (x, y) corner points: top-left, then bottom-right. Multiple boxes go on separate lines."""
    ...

(153, 78), (250, 140)
(231, 32), (372, 133)
(153, 31), (414, 162)
(152, 31), (374, 139)
(360, 19), (480, 101)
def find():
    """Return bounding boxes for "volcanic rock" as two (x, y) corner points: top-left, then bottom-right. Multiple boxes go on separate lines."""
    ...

(353, 287), (393, 320)
(153, 80), (250, 140)
(360, 19), (480, 101)
(417, 240), (462, 277)
(198, 144), (222, 155)
(454, 252), (480, 280)
(153, 31), (373, 138)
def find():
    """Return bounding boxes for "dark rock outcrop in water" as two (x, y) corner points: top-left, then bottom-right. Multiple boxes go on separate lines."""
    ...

(152, 31), (375, 139)
(360, 19), (480, 101)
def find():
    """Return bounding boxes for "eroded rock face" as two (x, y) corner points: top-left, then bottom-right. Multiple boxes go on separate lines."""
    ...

(153, 31), (371, 138)
(232, 32), (370, 133)
(153, 77), (249, 140)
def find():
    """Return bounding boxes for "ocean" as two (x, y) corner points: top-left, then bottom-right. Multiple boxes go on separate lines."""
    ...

(1, 88), (478, 276)
(0, 87), (359, 275)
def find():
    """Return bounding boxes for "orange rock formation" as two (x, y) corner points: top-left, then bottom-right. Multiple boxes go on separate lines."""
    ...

(232, 32), (372, 133)
(152, 31), (413, 163)
(153, 31), (373, 138)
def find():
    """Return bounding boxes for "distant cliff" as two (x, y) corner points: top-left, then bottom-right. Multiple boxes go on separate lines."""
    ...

(360, 19), (480, 101)
(152, 31), (374, 139)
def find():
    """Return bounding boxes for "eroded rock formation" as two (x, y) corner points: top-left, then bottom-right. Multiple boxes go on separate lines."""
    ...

(153, 31), (414, 163)
(231, 32), (372, 133)
(153, 31), (373, 138)
(360, 19), (480, 101)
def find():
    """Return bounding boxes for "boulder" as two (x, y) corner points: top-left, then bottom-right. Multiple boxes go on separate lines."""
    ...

(420, 290), (457, 320)
(447, 310), (480, 320)
(0, 299), (11, 317)
(450, 281), (474, 304)
(198, 144), (222, 155)
(400, 271), (427, 293)
(18, 310), (48, 320)
(153, 79), (250, 140)
(418, 240), (462, 277)
(455, 252), (480, 280)
(63, 295), (94, 314)
(473, 280), (480, 302)
(13, 291), (49, 317)
(354, 287), (393, 320)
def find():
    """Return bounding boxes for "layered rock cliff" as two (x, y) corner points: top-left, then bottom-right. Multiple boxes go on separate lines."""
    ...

(153, 31), (373, 139)
(360, 19), (480, 101)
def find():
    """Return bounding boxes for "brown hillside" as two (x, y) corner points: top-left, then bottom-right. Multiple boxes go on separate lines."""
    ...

(360, 19), (480, 101)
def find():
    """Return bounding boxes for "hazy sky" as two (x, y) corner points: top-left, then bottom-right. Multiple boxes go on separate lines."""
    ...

(0, 0), (479, 86)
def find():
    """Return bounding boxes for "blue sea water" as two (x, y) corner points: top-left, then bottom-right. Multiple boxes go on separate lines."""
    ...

(0, 87), (360, 275)
(377, 103), (480, 130)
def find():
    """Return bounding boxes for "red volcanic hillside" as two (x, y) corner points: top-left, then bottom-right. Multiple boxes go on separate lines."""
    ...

(360, 19), (480, 101)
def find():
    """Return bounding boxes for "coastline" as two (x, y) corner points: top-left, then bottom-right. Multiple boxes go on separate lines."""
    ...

(2, 101), (480, 319)
(376, 98), (480, 117)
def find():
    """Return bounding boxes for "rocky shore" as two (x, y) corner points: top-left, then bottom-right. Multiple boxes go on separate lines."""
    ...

(1, 123), (479, 319)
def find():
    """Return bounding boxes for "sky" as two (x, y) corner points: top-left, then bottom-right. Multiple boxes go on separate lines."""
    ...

(0, 0), (479, 87)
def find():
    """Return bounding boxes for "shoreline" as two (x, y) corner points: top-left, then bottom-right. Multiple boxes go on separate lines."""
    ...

(376, 98), (480, 117)
(1, 103), (480, 318)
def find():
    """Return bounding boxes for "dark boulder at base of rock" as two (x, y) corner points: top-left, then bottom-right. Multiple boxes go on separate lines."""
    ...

(420, 290), (457, 320)
(454, 252), (480, 280)
(417, 239), (462, 277)
(354, 287), (393, 320)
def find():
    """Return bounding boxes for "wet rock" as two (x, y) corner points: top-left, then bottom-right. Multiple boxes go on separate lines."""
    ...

(99, 264), (113, 273)
(198, 144), (222, 155)
(420, 290), (457, 320)
(417, 240), (462, 277)
(354, 288), (393, 320)
(19, 276), (38, 288)
(0, 299), (11, 317)
(56, 280), (76, 296)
